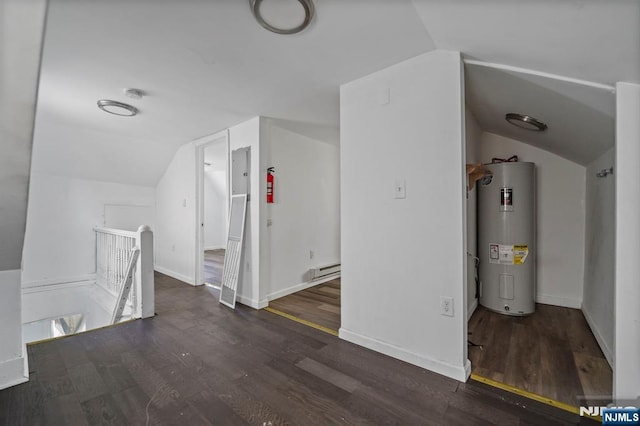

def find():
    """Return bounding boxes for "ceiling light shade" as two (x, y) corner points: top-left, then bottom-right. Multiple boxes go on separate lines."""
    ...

(97, 99), (138, 117)
(505, 113), (547, 131)
(251, 0), (314, 35)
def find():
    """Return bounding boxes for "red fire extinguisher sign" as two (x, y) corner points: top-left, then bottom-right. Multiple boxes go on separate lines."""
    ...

(266, 167), (274, 203)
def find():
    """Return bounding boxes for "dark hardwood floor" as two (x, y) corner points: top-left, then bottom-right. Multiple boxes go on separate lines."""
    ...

(204, 249), (225, 285)
(0, 273), (597, 425)
(468, 304), (612, 407)
(269, 278), (341, 332)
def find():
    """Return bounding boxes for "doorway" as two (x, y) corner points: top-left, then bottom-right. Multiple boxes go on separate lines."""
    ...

(195, 131), (230, 287)
(463, 61), (615, 415)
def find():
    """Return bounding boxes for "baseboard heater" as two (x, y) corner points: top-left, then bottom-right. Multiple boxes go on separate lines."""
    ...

(310, 263), (341, 280)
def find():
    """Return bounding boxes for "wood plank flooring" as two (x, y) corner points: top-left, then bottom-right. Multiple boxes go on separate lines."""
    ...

(468, 304), (612, 407)
(204, 249), (225, 285)
(0, 273), (597, 425)
(269, 279), (341, 331)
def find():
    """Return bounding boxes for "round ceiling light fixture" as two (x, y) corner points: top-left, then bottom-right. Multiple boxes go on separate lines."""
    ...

(251, 0), (314, 35)
(505, 113), (547, 131)
(97, 99), (138, 117)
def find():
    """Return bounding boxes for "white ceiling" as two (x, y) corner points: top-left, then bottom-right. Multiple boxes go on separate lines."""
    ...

(31, 0), (639, 187)
(412, 0), (640, 86)
(465, 63), (616, 165)
(32, 0), (435, 186)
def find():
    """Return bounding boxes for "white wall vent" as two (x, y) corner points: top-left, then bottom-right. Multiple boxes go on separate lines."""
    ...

(310, 263), (341, 280)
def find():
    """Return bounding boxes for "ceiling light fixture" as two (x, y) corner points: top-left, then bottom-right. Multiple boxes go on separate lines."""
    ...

(251, 0), (314, 35)
(505, 113), (547, 131)
(97, 99), (138, 117)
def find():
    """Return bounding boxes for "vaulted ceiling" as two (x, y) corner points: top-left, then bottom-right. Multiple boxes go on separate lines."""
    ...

(32, 0), (639, 187)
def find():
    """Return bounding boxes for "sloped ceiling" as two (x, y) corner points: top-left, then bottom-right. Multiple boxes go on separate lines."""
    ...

(412, 0), (640, 86)
(464, 63), (615, 165)
(0, 0), (47, 270)
(32, 0), (435, 186)
(411, 0), (638, 165)
(32, 0), (640, 186)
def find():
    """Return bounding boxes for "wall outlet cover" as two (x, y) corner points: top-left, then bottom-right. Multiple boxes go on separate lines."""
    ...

(440, 296), (454, 317)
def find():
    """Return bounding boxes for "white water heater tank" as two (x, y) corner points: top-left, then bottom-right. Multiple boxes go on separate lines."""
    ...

(478, 162), (536, 315)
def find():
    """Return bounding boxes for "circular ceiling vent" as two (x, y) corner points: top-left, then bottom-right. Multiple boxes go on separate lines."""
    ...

(97, 99), (138, 117)
(251, 0), (314, 35)
(505, 113), (547, 131)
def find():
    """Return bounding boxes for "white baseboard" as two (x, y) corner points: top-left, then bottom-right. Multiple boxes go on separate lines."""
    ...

(467, 298), (478, 320)
(154, 266), (195, 286)
(339, 327), (470, 382)
(266, 274), (341, 302)
(536, 293), (582, 309)
(236, 294), (268, 310)
(22, 274), (96, 291)
(582, 306), (613, 368)
(0, 355), (28, 390)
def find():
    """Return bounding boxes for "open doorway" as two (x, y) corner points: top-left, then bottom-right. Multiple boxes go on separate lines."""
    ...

(463, 61), (614, 414)
(196, 131), (230, 288)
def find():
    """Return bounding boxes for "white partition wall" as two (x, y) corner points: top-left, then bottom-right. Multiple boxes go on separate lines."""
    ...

(340, 50), (469, 381)
(614, 82), (640, 403)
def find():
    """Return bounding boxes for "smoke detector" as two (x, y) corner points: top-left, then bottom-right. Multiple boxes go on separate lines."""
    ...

(124, 88), (145, 99)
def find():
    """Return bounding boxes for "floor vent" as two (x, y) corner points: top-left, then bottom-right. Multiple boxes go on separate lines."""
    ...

(310, 263), (341, 280)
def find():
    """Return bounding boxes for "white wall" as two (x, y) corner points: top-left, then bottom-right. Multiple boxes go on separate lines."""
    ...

(22, 173), (155, 288)
(0, 0), (46, 390)
(614, 82), (640, 403)
(465, 107), (482, 317)
(582, 147), (615, 366)
(203, 149), (229, 250)
(480, 132), (586, 309)
(261, 118), (340, 301)
(155, 143), (198, 285)
(203, 167), (227, 250)
(0, 0), (46, 272)
(0, 270), (27, 389)
(154, 118), (263, 307)
(340, 50), (469, 381)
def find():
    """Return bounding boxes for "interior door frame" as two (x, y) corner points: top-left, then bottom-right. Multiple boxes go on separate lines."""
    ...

(195, 129), (230, 286)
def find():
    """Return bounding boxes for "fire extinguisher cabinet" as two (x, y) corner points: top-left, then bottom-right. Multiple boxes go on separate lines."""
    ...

(478, 162), (536, 316)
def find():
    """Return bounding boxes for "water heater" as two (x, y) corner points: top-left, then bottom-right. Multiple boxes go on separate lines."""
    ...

(478, 162), (535, 315)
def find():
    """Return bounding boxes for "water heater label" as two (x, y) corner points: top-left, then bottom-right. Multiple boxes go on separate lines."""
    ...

(513, 245), (529, 264)
(500, 188), (514, 212)
(489, 244), (528, 265)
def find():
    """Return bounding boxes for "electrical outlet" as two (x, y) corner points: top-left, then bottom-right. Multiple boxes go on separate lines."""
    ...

(440, 296), (454, 317)
(309, 250), (314, 259)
